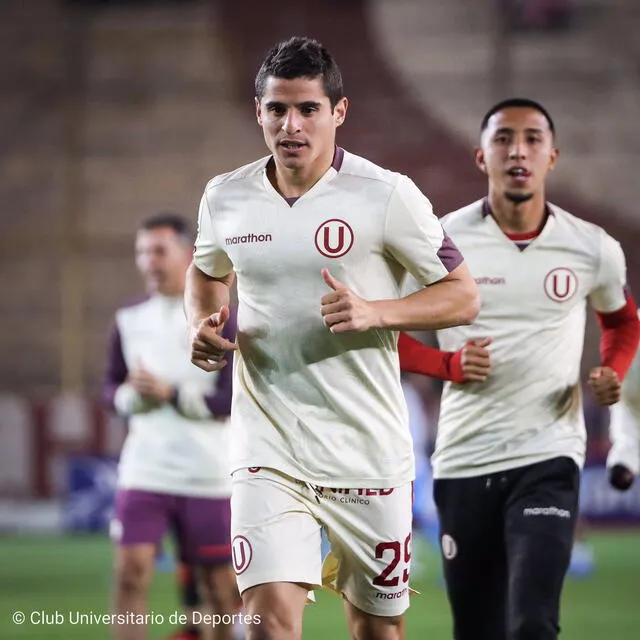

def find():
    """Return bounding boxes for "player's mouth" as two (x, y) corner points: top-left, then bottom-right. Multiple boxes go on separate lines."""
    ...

(147, 272), (165, 286)
(506, 166), (531, 184)
(279, 140), (306, 153)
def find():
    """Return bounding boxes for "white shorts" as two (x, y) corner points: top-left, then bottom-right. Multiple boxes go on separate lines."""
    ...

(230, 467), (413, 617)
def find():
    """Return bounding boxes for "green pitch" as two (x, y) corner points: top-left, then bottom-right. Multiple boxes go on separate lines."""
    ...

(0, 531), (638, 639)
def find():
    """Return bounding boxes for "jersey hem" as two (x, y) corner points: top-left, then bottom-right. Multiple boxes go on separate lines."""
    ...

(230, 462), (414, 489)
(432, 451), (584, 479)
(118, 478), (232, 498)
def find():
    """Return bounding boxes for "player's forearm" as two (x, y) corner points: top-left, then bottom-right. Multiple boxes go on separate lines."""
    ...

(184, 262), (234, 330)
(113, 383), (160, 416)
(374, 265), (480, 331)
(608, 401), (640, 474)
(397, 332), (465, 382)
(596, 296), (640, 379)
(610, 401), (640, 443)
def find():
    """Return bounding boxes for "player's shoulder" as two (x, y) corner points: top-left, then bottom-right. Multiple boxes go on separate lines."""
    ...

(204, 155), (271, 193)
(440, 199), (485, 232)
(548, 202), (616, 250)
(339, 149), (403, 188)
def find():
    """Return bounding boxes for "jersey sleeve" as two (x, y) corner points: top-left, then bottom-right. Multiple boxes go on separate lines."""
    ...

(383, 175), (464, 286)
(193, 190), (234, 278)
(588, 231), (628, 313)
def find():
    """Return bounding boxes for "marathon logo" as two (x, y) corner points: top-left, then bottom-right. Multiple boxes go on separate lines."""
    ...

(225, 233), (272, 245)
(376, 588), (408, 600)
(523, 506), (571, 519)
(475, 276), (506, 285)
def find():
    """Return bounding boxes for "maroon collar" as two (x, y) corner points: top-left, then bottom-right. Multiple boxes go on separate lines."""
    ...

(332, 146), (345, 171)
(275, 147), (344, 207)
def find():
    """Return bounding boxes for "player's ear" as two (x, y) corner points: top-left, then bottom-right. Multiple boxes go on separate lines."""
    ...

(333, 97), (348, 128)
(474, 147), (487, 174)
(255, 97), (263, 125)
(548, 145), (560, 171)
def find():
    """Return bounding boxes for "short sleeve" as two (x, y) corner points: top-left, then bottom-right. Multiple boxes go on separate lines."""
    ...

(193, 191), (234, 278)
(588, 231), (628, 313)
(383, 175), (464, 286)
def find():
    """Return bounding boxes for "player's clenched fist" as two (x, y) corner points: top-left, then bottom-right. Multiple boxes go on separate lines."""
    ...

(320, 269), (379, 333)
(609, 464), (636, 491)
(460, 338), (493, 382)
(587, 366), (620, 405)
(190, 305), (238, 372)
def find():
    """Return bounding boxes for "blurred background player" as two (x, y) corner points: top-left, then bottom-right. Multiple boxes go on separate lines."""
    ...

(103, 213), (239, 640)
(431, 98), (640, 640)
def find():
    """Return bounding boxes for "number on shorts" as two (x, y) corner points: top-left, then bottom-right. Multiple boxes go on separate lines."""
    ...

(372, 533), (412, 587)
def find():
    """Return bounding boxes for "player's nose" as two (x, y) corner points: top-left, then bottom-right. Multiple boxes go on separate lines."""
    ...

(508, 140), (526, 160)
(282, 110), (302, 134)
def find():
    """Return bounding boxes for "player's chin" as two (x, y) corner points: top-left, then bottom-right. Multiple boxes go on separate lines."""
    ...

(276, 147), (307, 165)
(504, 188), (534, 204)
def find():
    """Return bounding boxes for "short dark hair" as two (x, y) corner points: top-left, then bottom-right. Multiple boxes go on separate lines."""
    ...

(254, 36), (344, 109)
(480, 98), (555, 137)
(139, 212), (192, 244)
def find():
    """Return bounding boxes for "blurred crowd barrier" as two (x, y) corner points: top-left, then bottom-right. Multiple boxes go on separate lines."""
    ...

(1, 391), (639, 533)
(0, 393), (124, 500)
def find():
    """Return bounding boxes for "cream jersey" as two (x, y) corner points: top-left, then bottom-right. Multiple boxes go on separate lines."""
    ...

(433, 199), (628, 478)
(103, 295), (234, 497)
(608, 312), (640, 475)
(193, 148), (461, 488)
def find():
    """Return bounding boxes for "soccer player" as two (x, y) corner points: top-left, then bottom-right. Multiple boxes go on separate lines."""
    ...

(431, 98), (640, 640)
(607, 326), (640, 490)
(103, 214), (239, 640)
(185, 36), (479, 640)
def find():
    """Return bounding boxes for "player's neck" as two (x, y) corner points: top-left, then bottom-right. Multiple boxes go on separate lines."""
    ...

(153, 283), (185, 299)
(487, 190), (547, 235)
(269, 150), (335, 198)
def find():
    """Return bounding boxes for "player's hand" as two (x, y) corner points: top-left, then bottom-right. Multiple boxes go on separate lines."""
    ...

(461, 337), (492, 382)
(128, 365), (174, 403)
(587, 366), (621, 405)
(320, 269), (378, 333)
(190, 305), (238, 372)
(608, 463), (636, 491)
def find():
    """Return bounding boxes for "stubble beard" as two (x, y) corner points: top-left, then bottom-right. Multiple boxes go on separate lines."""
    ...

(505, 190), (534, 204)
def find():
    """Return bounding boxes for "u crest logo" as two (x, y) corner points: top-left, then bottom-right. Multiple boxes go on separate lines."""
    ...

(315, 219), (354, 258)
(231, 535), (253, 575)
(544, 268), (578, 302)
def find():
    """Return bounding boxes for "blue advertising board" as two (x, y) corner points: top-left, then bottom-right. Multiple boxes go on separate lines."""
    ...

(580, 464), (640, 523)
(63, 455), (118, 532)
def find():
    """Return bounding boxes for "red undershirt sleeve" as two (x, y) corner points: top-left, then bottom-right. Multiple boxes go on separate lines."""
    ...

(398, 332), (465, 383)
(596, 295), (640, 380)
